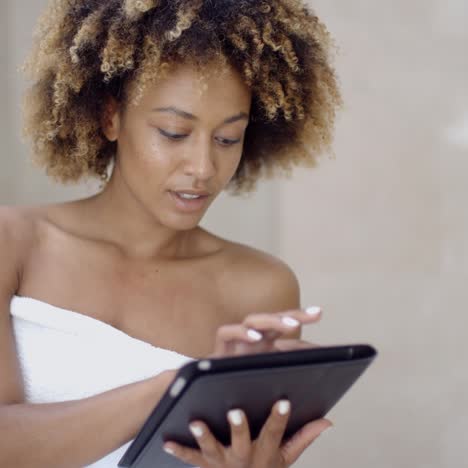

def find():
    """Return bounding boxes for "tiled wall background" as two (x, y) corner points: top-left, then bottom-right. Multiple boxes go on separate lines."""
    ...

(1, 1), (467, 467)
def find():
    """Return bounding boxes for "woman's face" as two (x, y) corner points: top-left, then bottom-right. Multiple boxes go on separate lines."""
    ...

(103, 62), (252, 231)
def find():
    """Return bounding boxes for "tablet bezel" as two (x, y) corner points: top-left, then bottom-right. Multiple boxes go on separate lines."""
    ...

(119, 344), (376, 467)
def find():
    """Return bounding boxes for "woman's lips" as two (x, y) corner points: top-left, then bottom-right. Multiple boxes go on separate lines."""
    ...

(168, 191), (210, 213)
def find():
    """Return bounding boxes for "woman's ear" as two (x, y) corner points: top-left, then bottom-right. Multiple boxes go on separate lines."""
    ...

(100, 95), (121, 142)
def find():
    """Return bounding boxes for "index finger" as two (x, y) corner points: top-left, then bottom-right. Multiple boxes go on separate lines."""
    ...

(282, 306), (323, 323)
(243, 306), (322, 331)
(272, 306), (323, 322)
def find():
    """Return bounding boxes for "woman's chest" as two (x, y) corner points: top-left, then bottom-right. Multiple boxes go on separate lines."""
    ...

(19, 241), (237, 358)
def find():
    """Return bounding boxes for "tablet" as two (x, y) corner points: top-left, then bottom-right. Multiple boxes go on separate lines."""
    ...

(118, 344), (377, 468)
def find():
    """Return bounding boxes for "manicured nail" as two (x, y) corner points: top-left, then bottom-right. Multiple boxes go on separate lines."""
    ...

(282, 316), (300, 328)
(247, 329), (263, 341)
(189, 424), (204, 438)
(163, 445), (175, 454)
(305, 306), (321, 317)
(228, 409), (243, 426)
(278, 400), (290, 415)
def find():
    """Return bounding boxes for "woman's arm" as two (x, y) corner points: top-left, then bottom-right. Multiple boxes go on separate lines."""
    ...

(0, 208), (178, 467)
(0, 370), (176, 468)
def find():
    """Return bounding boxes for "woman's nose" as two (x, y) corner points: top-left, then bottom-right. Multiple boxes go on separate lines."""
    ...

(183, 144), (216, 180)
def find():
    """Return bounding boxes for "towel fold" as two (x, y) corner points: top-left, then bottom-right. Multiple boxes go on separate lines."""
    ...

(10, 295), (195, 467)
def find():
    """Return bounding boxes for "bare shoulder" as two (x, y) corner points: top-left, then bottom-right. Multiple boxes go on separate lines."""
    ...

(0, 207), (45, 405)
(218, 239), (301, 318)
(0, 205), (42, 294)
(0, 205), (41, 245)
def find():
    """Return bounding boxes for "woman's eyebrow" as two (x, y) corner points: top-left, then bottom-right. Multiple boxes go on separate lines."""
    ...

(151, 106), (249, 124)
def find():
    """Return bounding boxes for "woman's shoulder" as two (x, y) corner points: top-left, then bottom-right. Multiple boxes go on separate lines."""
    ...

(0, 205), (45, 299)
(203, 231), (301, 318)
(0, 205), (41, 245)
(0, 203), (56, 241)
(0, 202), (83, 243)
(0, 203), (50, 261)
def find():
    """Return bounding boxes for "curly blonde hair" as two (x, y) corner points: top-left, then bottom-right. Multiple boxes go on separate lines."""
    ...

(21, 0), (342, 193)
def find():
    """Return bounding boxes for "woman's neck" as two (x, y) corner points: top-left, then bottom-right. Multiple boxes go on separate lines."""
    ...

(76, 174), (199, 261)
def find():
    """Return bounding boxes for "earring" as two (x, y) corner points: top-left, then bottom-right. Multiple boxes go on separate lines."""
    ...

(98, 169), (109, 190)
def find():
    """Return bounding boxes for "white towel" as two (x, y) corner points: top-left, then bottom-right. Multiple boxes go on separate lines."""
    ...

(9, 295), (195, 467)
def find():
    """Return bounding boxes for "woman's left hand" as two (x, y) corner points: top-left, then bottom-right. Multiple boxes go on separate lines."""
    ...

(162, 306), (330, 467)
(162, 398), (331, 468)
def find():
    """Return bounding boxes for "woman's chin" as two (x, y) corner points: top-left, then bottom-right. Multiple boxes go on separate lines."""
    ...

(161, 212), (206, 232)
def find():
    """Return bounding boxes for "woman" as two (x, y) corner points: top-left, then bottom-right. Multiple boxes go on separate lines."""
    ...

(0, 0), (341, 466)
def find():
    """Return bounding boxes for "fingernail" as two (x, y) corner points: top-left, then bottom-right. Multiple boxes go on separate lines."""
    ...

(320, 425), (333, 436)
(247, 329), (263, 341)
(189, 424), (204, 438)
(305, 306), (322, 317)
(163, 445), (175, 454)
(278, 400), (290, 415)
(228, 409), (243, 426)
(282, 316), (300, 328)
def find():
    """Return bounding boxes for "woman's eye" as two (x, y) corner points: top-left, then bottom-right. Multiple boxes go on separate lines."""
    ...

(216, 137), (241, 146)
(158, 129), (240, 146)
(158, 129), (187, 140)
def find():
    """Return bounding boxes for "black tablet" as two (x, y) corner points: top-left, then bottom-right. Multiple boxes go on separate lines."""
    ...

(118, 344), (377, 468)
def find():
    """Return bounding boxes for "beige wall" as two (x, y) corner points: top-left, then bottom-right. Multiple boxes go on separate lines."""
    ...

(2, 1), (467, 467)
(279, 1), (468, 467)
(0, 0), (15, 198)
